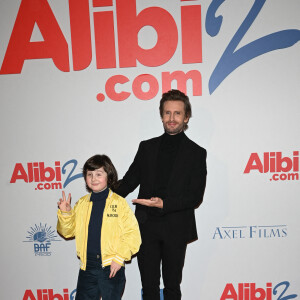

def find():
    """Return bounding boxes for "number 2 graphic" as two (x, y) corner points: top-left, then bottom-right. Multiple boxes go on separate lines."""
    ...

(62, 159), (83, 188)
(273, 281), (297, 300)
(206, 0), (300, 94)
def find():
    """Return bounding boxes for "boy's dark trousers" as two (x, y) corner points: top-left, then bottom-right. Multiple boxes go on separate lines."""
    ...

(138, 219), (187, 300)
(75, 254), (125, 300)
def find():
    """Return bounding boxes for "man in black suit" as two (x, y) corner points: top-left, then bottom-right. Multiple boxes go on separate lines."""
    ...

(116, 89), (207, 300)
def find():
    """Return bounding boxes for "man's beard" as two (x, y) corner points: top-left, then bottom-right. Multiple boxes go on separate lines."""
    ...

(163, 122), (184, 135)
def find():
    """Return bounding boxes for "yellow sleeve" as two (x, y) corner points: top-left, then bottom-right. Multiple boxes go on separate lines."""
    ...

(57, 207), (76, 239)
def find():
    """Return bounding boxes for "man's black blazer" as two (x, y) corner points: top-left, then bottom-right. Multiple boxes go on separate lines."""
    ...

(116, 133), (207, 243)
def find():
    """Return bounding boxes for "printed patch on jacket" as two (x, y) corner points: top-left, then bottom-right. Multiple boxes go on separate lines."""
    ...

(107, 205), (118, 217)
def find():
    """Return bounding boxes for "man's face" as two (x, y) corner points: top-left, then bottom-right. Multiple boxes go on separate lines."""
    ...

(161, 100), (189, 135)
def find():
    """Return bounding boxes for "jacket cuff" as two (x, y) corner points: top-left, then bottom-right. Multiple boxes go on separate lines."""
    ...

(113, 255), (125, 266)
(102, 255), (125, 267)
(57, 209), (73, 216)
(161, 199), (168, 214)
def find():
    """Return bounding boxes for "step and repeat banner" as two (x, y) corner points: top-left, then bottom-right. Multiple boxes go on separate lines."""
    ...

(0, 0), (299, 299)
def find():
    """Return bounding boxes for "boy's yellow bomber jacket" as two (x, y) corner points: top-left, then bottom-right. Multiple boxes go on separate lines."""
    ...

(57, 190), (141, 270)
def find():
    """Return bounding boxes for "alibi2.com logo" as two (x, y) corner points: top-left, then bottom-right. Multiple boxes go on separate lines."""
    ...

(23, 288), (76, 300)
(10, 159), (83, 190)
(244, 151), (299, 181)
(23, 223), (61, 256)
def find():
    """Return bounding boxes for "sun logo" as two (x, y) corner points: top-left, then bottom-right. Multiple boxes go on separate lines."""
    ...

(23, 223), (61, 256)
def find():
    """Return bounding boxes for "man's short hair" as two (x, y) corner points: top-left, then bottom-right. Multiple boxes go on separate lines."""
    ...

(83, 154), (118, 192)
(159, 89), (192, 131)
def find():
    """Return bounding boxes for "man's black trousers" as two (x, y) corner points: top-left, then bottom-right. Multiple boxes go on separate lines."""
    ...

(137, 219), (187, 300)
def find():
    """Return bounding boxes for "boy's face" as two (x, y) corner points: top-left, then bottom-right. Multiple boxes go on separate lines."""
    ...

(86, 167), (108, 193)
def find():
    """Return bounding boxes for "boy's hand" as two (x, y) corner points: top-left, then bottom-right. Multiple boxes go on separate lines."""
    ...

(109, 260), (121, 278)
(57, 191), (72, 212)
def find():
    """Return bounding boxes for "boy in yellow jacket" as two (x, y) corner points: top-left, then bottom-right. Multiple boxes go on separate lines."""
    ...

(57, 154), (141, 300)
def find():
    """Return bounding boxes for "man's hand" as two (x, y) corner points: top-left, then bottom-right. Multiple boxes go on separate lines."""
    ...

(57, 191), (72, 212)
(132, 197), (163, 208)
(110, 260), (121, 278)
